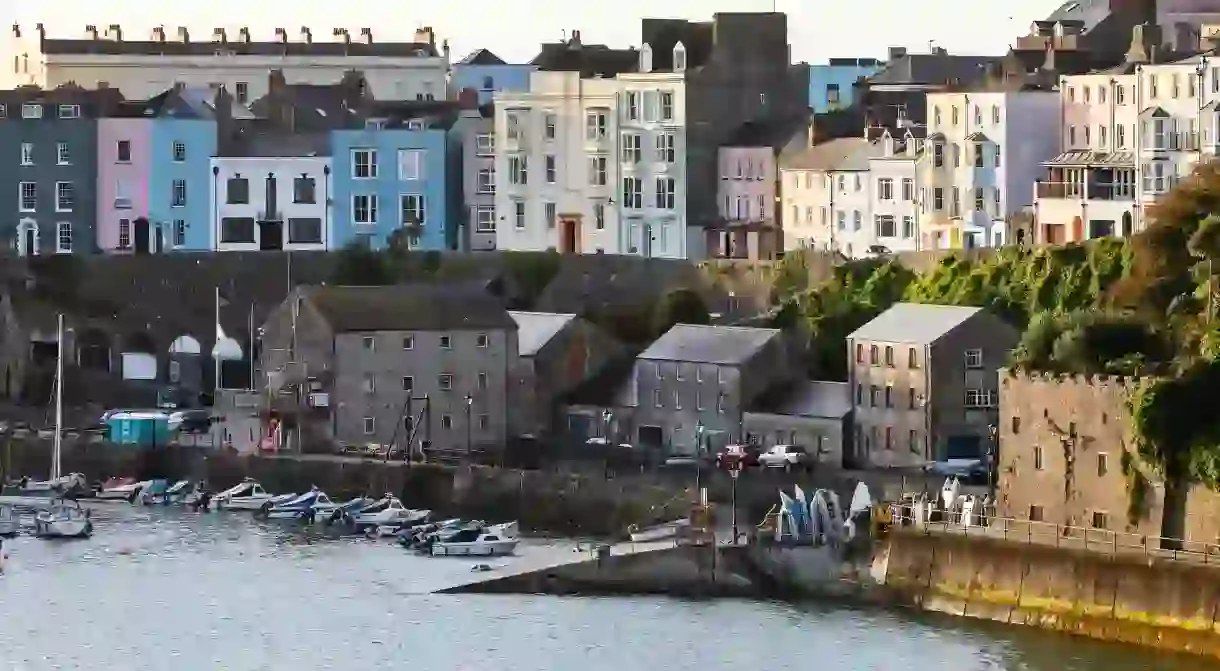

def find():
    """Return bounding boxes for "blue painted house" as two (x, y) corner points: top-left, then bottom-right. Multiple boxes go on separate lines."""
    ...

(808, 58), (884, 113)
(451, 49), (535, 105)
(331, 106), (456, 250)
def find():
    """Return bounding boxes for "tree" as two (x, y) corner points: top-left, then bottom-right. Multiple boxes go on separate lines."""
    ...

(329, 242), (392, 285)
(652, 288), (710, 335)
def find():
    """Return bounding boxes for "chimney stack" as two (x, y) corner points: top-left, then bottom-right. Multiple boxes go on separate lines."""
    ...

(11, 25), (20, 39)
(413, 27), (435, 46)
(299, 26), (312, 43)
(1125, 23), (1162, 64)
(35, 23), (45, 41)
(85, 25), (98, 40)
(887, 46), (907, 61)
(105, 24), (122, 41)
(360, 28), (372, 44)
(333, 28), (350, 44)
(176, 26), (190, 42)
(275, 27), (287, 43)
(457, 87), (479, 109)
(151, 26), (166, 42)
(212, 27), (226, 43)
(238, 27), (251, 43)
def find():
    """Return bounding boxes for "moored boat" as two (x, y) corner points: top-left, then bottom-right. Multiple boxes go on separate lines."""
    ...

(0, 504), (18, 536)
(421, 523), (519, 557)
(628, 519), (690, 543)
(214, 478), (281, 511)
(95, 478), (147, 502)
(4, 473), (88, 498)
(259, 488), (333, 521)
(346, 494), (430, 531)
(33, 501), (92, 539)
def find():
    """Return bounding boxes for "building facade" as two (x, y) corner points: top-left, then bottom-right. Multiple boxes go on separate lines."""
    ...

(919, 89), (1059, 250)
(1, 88), (109, 255)
(779, 137), (877, 257)
(867, 130), (922, 254)
(208, 155), (333, 251)
(149, 118), (218, 251)
(714, 143), (778, 259)
(95, 117), (152, 252)
(808, 58), (884, 113)
(331, 124), (452, 250)
(846, 303), (1019, 469)
(451, 49), (535, 105)
(453, 107), (497, 251)
(5, 25), (448, 102)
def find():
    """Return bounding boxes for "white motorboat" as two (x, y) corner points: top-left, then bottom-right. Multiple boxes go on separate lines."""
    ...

(96, 478), (148, 502)
(628, 519), (690, 543)
(350, 495), (430, 530)
(34, 501), (92, 539)
(6, 473), (88, 498)
(261, 488), (332, 521)
(214, 479), (281, 511)
(0, 504), (18, 536)
(424, 524), (520, 557)
(161, 480), (198, 504)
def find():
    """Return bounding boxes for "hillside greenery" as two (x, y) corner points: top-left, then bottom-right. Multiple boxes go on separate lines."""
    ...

(769, 161), (1220, 489)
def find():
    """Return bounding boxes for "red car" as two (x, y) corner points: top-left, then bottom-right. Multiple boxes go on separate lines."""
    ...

(715, 445), (760, 470)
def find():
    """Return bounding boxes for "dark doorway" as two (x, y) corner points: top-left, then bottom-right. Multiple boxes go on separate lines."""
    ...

(78, 328), (111, 371)
(1121, 212), (1133, 237)
(637, 425), (663, 447)
(154, 224), (164, 253)
(133, 217), (151, 254)
(259, 221), (283, 251)
(22, 227), (35, 256)
(560, 218), (579, 254)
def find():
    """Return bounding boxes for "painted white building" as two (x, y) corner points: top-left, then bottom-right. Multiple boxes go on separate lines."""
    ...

(4, 25), (448, 103)
(208, 156), (333, 252)
(867, 129), (922, 254)
(493, 47), (689, 258)
(778, 136), (872, 256)
(1033, 69), (1140, 245)
(919, 90), (1059, 250)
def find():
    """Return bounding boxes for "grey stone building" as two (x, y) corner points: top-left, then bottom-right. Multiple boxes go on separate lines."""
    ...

(845, 302), (1019, 469)
(0, 86), (118, 255)
(258, 283), (518, 451)
(743, 380), (851, 467)
(451, 101), (496, 251)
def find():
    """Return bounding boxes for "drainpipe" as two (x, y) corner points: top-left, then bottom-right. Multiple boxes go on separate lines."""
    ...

(323, 165), (331, 249)
(1135, 64), (1143, 231)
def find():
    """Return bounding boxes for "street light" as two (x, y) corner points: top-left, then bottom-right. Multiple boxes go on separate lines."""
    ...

(694, 422), (705, 500)
(464, 394), (474, 462)
(987, 423), (998, 496)
(601, 409), (613, 441)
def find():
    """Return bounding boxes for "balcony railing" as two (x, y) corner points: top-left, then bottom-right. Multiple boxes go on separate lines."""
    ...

(1036, 181), (1135, 200)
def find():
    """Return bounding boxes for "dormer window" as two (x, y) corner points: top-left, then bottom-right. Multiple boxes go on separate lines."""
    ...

(22, 104), (42, 119)
(673, 41), (687, 72)
(640, 43), (653, 73)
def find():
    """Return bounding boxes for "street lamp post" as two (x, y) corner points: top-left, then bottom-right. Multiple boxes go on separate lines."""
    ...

(601, 409), (613, 441)
(694, 422), (705, 501)
(987, 423), (998, 496)
(729, 461), (740, 544)
(464, 394), (473, 462)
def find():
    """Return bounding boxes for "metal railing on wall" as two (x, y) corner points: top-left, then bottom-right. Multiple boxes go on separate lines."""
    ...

(889, 509), (1220, 566)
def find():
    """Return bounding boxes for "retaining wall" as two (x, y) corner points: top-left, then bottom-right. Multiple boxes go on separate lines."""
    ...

(875, 530), (1220, 658)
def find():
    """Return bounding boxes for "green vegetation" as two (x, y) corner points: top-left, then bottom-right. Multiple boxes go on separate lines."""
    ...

(767, 161), (1220, 490)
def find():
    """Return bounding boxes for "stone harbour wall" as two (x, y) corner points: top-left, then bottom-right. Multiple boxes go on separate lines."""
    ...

(874, 530), (1220, 658)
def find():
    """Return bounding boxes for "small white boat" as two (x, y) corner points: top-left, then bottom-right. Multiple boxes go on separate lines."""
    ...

(214, 479), (280, 511)
(7, 473), (88, 497)
(33, 501), (92, 539)
(262, 488), (332, 520)
(426, 525), (519, 557)
(628, 519), (690, 543)
(0, 504), (18, 536)
(95, 478), (147, 502)
(351, 495), (429, 530)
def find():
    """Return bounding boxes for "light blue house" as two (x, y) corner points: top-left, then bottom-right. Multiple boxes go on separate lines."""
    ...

(808, 58), (884, 113)
(331, 111), (455, 250)
(450, 49), (535, 105)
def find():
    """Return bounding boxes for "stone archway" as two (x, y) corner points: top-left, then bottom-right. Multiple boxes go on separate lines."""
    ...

(77, 328), (111, 371)
(168, 334), (202, 356)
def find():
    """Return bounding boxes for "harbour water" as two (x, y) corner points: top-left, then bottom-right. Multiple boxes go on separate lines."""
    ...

(0, 504), (1213, 671)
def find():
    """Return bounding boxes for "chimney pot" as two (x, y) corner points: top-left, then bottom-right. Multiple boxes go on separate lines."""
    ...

(360, 28), (372, 44)
(333, 28), (350, 43)
(212, 27), (226, 43)
(106, 24), (122, 41)
(176, 26), (190, 42)
(300, 26), (312, 43)
(151, 26), (165, 42)
(11, 24), (20, 39)
(238, 27), (251, 43)
(275, 27), (287, 43)
(85, 25), (98, 40)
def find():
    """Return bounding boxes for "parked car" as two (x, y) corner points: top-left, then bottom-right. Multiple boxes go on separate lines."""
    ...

(715, 444), (760, 470)
(758, 444), (810, 471)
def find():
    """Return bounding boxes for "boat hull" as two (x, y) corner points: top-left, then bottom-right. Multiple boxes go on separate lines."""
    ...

(216, 496), (276, 511)
(430, 539), (519, 557)
(33, 514), (91, 539)
(0, 508), (17, 536)
(629, 519), (689, 543)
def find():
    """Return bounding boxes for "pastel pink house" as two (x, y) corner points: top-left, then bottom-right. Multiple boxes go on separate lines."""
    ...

(96, 117), (153, 252)
(712, 135), (781, 260)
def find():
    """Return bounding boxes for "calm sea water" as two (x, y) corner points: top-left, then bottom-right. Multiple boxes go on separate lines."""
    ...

(0, 505), (1212, 671)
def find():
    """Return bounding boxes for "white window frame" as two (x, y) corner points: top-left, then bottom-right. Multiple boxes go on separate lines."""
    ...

(55, 181), (73, 212)
(622, 177), (643, 209)
(544, 112), (557, 140)
(622, 133), (641, 163)
(397, 149), (423, 180)
(878, 178), (894, 200)
(57, 104), (80, 119)
(626, 91), (640, 121)
(585, 109), (608, 141)
(655, 177), (675, 210)
(477, 167), (495, 194)
(439, 373), (454, 390)
(18, 182), (35, 212)
(508, 155), (528, 185)
(588, 155), (607, 186)
(964, 348), (984, 368)
(22, 104), (42, 119)
(593, 201), (606, 230)
(352, 194), (378, 225)
(363, 417), (376, 435)
(20, 142), (33, 166)
(55, 222), (72, 253)
(659, 91), (674, 121)
(399, 194), (425, 226)
(545, 154), (557, 183)
(655, 133), (675, 163)
(171, 179), (187, 207)
(475, 133), (495, 156)
(475, 206), (496, 233)
(56, 142), (70, 165)
(513, 200), (526, 229)
(352, 149), (377, 179)
(173, 219), (186, 247)
(118, 219), (131, 249)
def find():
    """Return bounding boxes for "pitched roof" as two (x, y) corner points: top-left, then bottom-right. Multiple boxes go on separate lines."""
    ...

(40, 37), (437, 58)
(868, 54), (1000, 86)
(640, 18), (714, 71)
(510, 311), (577, 356)
(303, 284), (515, 332)
(535, 255), (726, 315)
(780, 137), (871, 171)
(530, 42), (639, 77)
(847, 303), (982, 344)
(459, 48), (507, 66)
(748, 380), (851, 418)
(640, 324), (780, 365)
(1042, 150), (1134, 166)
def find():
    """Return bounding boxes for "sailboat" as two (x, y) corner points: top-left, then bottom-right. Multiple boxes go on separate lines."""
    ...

(32, 314), (92, 539)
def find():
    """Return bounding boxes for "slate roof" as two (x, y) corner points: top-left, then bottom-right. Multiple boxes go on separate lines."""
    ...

(530, 42), (639, 77)
(847, 303), (982, 344)
(535, 255), (726, 315)
(510, 311), (576, 356)
(640, 18), (714, 71)
(867, 54), (999, 87)
(459, 48), (507, 66)
(779, 137), (871, 171)
(748, 380), (851, 418)
(640, 324), (781, 365)
(39, 37), (437, 58)
(234, 132), (331, 157)
(302, 284), (516, 333)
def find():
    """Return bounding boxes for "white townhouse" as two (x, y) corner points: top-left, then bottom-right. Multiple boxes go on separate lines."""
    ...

(493, 45), (689, 258)
(919, 89), (1059, 250)
(208, 152), (333, 252)
(867, 129), (923, 253)
(778, 136), (874, 258)
(4, 24), (449, 103)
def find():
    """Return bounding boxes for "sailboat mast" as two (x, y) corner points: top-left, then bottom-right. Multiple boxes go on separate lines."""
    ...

(52, 313), (63, 481)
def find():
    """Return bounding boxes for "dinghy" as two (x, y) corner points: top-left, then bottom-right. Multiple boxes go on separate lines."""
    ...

(628, 518), (690, 543)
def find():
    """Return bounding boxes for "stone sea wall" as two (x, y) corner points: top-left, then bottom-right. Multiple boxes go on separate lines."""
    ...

(875, 530), (1220, 658)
